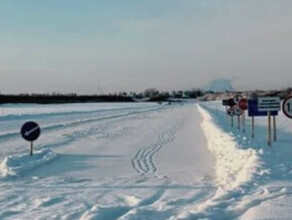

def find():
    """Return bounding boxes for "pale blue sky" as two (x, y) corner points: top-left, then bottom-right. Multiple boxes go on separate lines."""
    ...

(0, 0), (291, 93)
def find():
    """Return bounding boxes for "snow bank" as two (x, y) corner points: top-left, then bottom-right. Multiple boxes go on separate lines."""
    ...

(175, 105), (265, 219)
(198, 105), (261, 191)
(0, 148), (57, 178)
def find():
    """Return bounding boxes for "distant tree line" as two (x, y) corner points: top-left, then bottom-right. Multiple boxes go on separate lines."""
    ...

(0, 94), (134, 104)
(0, 88), (204, 104)
(136, 88), (203, 101)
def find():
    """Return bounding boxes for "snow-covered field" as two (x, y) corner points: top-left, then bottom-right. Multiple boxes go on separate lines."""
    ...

(1, 101), (292, 219)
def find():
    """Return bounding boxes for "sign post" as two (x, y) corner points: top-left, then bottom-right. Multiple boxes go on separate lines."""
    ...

(233, 95), (243, 131)
(237, 115), (240, 130)
(268, 111), (271, 146)
(242, 111), (246, 133)
(238, 99), (247, 133)
(251, 116), (255, 138)
(227, 107), (234, 127)
(223, 99), (236, 124)
(21, 121), (41, 156)
(273, 115), (277, 141)
(250, 93), (257, 138)
(31, 141), (33, 156)
(233, 105), (243, 130)
(258, 97), (281, 146)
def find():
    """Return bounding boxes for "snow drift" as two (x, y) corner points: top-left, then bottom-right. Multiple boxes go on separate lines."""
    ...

(198, 105), (260, 190)
(0, 148), (57, 178)
(176, 105), (264, 219)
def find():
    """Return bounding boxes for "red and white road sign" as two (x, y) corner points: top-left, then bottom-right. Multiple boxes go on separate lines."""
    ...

(233, 105), (243, 116)
(282, 96), (292, 119)
(238, 98), (248, 110)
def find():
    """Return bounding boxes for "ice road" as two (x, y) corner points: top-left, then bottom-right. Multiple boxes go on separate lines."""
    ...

(0, 102), (217, 220)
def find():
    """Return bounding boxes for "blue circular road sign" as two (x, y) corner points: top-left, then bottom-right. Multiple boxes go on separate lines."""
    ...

(21, 121), (41, 142)
(227, 107), (234, 116)
(233, 105), (243, 116)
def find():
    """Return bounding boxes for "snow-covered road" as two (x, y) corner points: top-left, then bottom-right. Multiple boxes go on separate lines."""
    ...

(0, 102), (216, 220)
(5, 100), (291, 220)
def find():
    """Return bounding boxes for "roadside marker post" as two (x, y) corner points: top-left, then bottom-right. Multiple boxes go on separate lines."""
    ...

(21, 121), (41, 156)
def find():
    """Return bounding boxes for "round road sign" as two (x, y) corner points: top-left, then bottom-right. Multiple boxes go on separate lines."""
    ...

(233, 105), (243, 116)
(233, 95), (243, 104)
(282, 96), (292, 119)
(238, 99), (248, 110)
(227, 98), (236, 107)
(21, 121), (41, 142)
(227, 107), (234, 116)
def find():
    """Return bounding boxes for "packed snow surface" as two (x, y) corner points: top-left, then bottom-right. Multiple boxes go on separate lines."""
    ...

(1, 101), (292, 219)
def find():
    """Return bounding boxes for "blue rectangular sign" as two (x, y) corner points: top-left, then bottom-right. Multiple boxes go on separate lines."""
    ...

(248, 99), (278, 117)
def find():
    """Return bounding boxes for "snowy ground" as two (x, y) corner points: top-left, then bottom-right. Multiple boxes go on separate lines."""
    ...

(0, 102), (216, 220)
(1, 101), (292, 220)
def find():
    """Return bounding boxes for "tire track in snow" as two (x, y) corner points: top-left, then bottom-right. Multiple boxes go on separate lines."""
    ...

(131, 119), (185, 175)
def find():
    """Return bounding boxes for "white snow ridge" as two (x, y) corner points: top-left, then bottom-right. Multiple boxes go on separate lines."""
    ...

(0, 149), (57, 178)
(198, 105), (260, 190)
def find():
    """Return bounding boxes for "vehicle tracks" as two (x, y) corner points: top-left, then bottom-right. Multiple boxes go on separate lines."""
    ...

(131, 119), (185, 175)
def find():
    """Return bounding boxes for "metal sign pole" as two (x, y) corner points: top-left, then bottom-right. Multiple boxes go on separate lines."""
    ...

(242, 110), (246, 133)
(30, 141), (33, 156)
(237, 115), (240, 130)
(268, 111), (271, 146)
(251, 116), (255, 138)
(273, 115), (277, 141)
